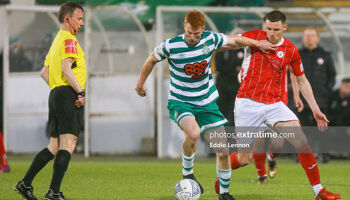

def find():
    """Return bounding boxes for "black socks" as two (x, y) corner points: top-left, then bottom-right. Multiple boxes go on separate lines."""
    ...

(23, 147), (54, 186)
(49, 150), (71, 193)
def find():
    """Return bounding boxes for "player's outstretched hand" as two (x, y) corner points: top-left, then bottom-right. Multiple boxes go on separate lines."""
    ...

(135, 84), (147, 97)
(257, 40), (276, 53)
(75, 96), (85, 108)
(313, 110), (329, 132)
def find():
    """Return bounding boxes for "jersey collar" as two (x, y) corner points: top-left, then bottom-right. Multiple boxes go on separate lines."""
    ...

(181, 33), (201, 48)
(275, 37), (284, 47)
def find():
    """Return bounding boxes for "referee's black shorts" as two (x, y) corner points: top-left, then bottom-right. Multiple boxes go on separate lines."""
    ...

(48, 86), (83, 137)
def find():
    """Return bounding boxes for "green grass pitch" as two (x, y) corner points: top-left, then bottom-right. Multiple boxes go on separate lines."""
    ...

(0, 155), (349, 200)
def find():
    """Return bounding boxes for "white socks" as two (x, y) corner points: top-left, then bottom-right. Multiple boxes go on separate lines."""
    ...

(182, 153), (195, 176)
(217, 168), (231, 194)
(312, 184), (323, 196)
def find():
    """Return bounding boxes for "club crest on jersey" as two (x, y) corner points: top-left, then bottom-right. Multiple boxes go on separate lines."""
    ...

(277, 51), (284, 58)
(202, 44), (210, 55)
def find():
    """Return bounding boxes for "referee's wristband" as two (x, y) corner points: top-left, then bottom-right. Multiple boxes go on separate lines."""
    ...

(77, 91), (85, 97)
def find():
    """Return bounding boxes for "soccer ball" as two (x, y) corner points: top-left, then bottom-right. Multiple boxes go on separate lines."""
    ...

(174, 179), (201, 200)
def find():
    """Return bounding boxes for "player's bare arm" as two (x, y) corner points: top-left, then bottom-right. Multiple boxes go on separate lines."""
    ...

(135, 52), (159, 97)
(62, 57), (84, 107)
(222, 35), (276, 53)
(290, 70), (304, 112)
(296, 74), (329, 129)
(216, 45), (235, 52)
(40, 65), (49, 85)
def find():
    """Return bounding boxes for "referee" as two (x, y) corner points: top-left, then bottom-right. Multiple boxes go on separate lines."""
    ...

(15, 2), (86, 200)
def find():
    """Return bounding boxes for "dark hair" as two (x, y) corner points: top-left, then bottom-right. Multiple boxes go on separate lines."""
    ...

(58, 2), (84, 24)
(263, 10), (286, 24)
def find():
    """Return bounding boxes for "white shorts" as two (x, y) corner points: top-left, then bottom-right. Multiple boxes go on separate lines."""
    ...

(234, 98), (299, 128)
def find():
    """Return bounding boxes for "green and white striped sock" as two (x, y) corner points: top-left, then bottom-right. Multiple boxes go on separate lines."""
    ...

(182, 153), (194, 176)
(217, 168), (231, 194)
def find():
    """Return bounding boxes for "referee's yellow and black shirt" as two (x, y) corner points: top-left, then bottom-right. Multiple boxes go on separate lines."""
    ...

(45, 29), (86, 90)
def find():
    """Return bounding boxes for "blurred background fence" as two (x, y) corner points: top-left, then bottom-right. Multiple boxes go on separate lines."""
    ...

(1, 0), (350, 158)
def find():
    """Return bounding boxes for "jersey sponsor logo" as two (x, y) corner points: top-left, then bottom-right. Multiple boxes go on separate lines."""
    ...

(273, 64), (280, 70)
(184, 60), (208, 80)
(317, 57), (324, 65)
(277, 51), (284, 58)
(202, 44), (210, 55)
(270, 58), (280, 65)
(65, 39), (78, 54)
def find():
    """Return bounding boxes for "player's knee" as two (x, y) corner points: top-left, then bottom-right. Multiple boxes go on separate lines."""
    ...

(47, 142), (59, 156)
(60, 138), (77, 154)
(187, 133), (199, 145)
(48, 146), (59, 156)
(186, 127), (200, 144)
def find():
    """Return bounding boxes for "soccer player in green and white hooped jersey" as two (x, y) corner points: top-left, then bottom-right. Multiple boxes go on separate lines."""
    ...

(135, 10), (275, 200)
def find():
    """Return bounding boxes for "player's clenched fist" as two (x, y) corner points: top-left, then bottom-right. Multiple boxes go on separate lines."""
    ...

(135, 84), (147, 97)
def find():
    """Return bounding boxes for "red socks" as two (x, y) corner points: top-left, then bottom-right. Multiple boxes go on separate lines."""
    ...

(0, 132), (9, 168)
(230, 152), (242, 169)
(253, 153), (266, 177)
(297, 144), (321, 186)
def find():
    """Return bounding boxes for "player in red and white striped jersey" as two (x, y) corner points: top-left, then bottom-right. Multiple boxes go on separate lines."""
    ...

(216, 10), (341, 200)
(237, 31), (303, 104)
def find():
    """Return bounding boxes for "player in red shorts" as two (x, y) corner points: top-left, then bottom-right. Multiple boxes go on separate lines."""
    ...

(215, 10), (340, 200)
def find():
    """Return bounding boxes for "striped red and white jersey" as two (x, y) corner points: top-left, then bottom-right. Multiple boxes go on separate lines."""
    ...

(237, 30), (304, 104)
(281, 66), (292, 106)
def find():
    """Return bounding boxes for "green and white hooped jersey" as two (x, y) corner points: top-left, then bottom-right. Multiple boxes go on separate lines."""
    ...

(154, 31), (228, 106)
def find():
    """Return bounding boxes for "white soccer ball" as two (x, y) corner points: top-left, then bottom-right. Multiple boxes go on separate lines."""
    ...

(174, 179), (201, 200)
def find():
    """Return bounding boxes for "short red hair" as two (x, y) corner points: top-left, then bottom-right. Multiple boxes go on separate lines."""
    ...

(184, 10), (205, 29)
